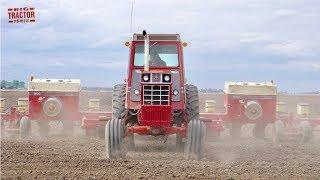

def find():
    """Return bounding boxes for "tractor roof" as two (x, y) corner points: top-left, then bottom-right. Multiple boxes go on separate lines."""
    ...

(133, 33), (181, 41)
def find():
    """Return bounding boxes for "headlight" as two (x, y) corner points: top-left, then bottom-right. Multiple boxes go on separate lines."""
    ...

(134, 89), (140, 95)
(164, 75), (170, 82)
(162, 74), (171, 82)
(173, 89), (179, 95)
(143, 74), (149, 82)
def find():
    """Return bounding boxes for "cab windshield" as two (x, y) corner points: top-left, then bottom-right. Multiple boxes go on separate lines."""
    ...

(134, 44), (179, 67)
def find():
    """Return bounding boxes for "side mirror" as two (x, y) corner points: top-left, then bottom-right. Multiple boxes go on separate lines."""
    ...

(182, 42), (188, 47)
(124, 41), (131, 47)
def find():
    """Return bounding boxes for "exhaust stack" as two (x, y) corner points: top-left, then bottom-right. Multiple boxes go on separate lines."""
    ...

(143, 30), (150, 71)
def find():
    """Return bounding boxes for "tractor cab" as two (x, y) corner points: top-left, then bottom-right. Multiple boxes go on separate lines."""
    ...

(125, 31), (188, 127)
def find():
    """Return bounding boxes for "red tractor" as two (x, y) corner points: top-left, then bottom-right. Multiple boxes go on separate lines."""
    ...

(105, 31), (205, 159)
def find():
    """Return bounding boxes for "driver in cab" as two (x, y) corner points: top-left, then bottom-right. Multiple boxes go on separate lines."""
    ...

(150, 52), (167, 66)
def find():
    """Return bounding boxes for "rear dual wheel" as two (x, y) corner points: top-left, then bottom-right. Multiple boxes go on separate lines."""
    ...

(184, 119), (205, 160)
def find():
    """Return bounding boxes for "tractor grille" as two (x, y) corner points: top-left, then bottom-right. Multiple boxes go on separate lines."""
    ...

(143, 85), (170, 105)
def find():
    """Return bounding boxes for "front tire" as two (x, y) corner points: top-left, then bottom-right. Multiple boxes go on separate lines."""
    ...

(184, 120), (205, 160)
(185, 84), (199, 122)
(105, 119), (125, 159)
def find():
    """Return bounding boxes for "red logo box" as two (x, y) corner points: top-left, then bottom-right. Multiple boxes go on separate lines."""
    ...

(8, 7), (36, 23)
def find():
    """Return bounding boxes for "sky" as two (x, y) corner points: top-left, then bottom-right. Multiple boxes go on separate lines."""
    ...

(1, 0), (319, 92)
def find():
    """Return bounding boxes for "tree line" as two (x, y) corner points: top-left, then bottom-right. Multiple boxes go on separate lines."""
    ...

(1, 80), (25, 89)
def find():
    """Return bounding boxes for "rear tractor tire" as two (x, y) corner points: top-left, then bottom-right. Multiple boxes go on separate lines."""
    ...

(184, 120), (206, 160)
(105, 118), (125, 159)
(185, 84), (199, 122)
(112, 83), (126, 120)
(20, 116), (31, 139)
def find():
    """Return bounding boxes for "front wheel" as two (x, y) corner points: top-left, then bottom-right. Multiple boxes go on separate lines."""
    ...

(105, 119), (125, 159)
(184, 120), (206, 160)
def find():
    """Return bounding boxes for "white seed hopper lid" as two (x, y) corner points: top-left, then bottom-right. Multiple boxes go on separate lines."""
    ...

(224, 81), (277, 95)
(28, 78), (81, 92)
